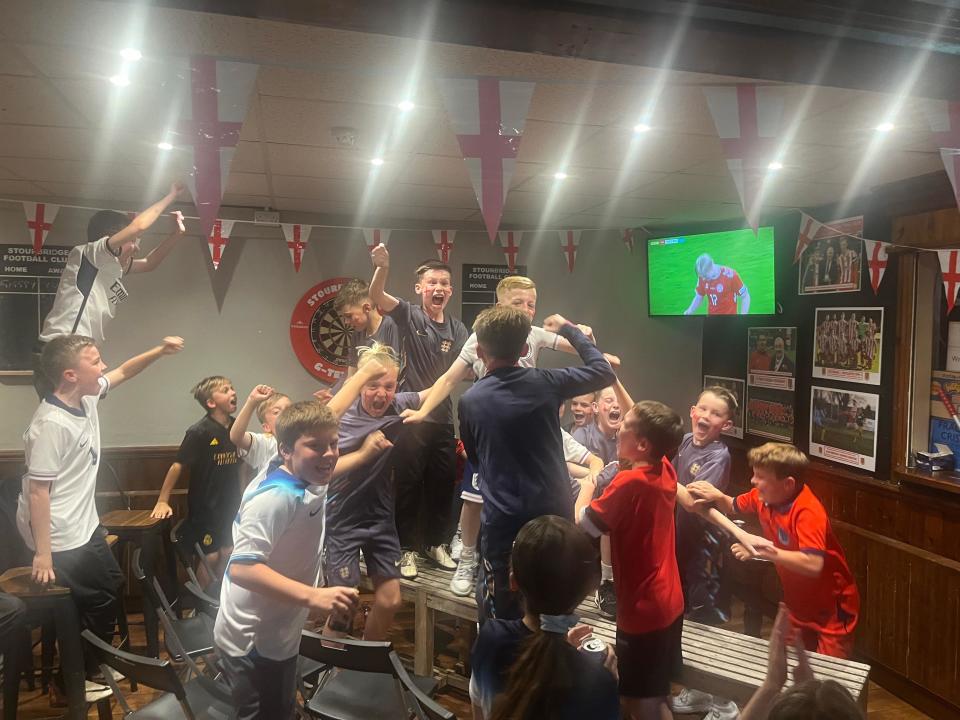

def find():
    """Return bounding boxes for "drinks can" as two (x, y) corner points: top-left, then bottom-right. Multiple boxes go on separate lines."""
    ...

(578, 635), (608, 664)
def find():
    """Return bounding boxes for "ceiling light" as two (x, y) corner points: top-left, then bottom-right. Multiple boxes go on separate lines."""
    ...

(397, 100), (415, 112)
(120, 48), (142, 62)
(109, 74), (130, 87)
(633, 122), (651, 134)
(875, 121), (895, 133)
(553, 171), (568, 180)
(767, 161), (783, 170)
(157, 141), (173, 151)
(371, 157), (385, 167)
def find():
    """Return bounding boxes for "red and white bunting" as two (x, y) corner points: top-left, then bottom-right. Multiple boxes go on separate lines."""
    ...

(794, 211), (824, 264)
(560, 230), (581, 273)
(207, 219), (235, 270)
(922, 100), (960, 212)
(862, 239), (891, 295)
(280, 223), (312, 272)
(22, 202), (59, 254)
(362, 228), (391, 252)
(437, 77), (535, 242)
(432, 230), (455, 263)
(497, 230), (522, 272)
(176, 55), (259, 239)
(703, 84), (783, 233)
(938, 250), (960, 314)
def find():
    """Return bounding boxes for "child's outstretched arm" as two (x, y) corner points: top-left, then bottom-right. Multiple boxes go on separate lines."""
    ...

(326, 358), (388, 419)
(331, 430), (393, 479)
(129, 211), (185, 274)
(150, 462), (182, 519)
(401, 359), (472, 424)
(231, 385), (273, 451)
(368, 244), (399, 313)
(106, 182), (184, 254)
(228, 562), (359, 618)
(103, 336), (184, 390)
(676, 483), (770, 555)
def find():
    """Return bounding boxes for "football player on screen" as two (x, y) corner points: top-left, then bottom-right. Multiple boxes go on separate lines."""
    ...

(683, 253), (750, 316)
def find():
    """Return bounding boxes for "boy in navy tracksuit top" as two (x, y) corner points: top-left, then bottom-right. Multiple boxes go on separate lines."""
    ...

(457, 306), (614, 621)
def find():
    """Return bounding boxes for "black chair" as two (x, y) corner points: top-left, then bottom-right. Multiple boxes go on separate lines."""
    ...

(299, 631), (454, 720)
(82, 629), (235, 720)
(131, 548), (215, 661)
(183, 580), (220, 620)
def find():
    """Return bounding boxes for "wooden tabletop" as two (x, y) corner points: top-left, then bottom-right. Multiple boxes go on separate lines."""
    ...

(0, 567), (70, 598)
(100, 509), (164, 531)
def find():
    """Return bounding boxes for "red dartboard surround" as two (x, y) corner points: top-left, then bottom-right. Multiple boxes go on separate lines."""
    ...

(290, 277), (352, 384)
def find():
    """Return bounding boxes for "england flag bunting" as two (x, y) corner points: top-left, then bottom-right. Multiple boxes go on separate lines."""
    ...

(921, 100), (960, 212)
(207, 219), (235, 270)
(22, 202), (60, 254)
(437, 77), (536, 242)
(560, 230), (581, 273)
(702, 84), (783, 233)
(794, 211), (825, 264)
(498, 230), (522, 272)
(362, 228), (391, 252)
(432, 230), (455, 263)
(938, 250), (960, 314)
(862, 239), (890, 295)
(280, 223), (312, 272)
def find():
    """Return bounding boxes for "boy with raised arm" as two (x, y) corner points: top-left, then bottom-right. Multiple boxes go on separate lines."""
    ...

(368, 244), (468, 577)
(458, 306), (615, 621)
(230, 385), (291, 477)
(335, 278), (401, 378)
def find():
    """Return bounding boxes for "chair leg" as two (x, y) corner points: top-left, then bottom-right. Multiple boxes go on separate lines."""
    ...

(18, 630), (34, 691)
(40, 619), (54, 692)
(95, 698), (112, 720)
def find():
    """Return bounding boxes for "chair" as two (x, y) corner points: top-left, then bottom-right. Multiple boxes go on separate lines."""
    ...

(82, 630), (235, 720)
(299, 631), (454, 720)
(131, 548), (215, 662)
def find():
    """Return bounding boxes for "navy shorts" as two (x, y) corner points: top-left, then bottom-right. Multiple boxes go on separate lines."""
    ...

(324, 521), (401, 586)
(180, 513), (234, 555)
(616, 615), (683, 698)
(460, 458), (483, 504)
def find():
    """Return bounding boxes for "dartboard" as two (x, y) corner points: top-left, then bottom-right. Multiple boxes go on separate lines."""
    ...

(290, 277), (352, 383)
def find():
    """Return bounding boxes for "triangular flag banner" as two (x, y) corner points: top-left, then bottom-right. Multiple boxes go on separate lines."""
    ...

(432, 230), (456, 263)
(22, 202), (60, 254)
(560, 230), (581, 273)
(938, 250), (960, 314)
(921, 100), (960, 212)
(497, 230), (522, 272)
(862, 239), (890, 295)
(176, 55), (259, 239)
(622, 228), (636, 254)
(207, 219), (235, 270)
(281, 223), (312, 272)
(362, 228), (391, 252)
(794, 211), (824, 264)
(703, 84), (783, 232)
(437, 76), (535, 243)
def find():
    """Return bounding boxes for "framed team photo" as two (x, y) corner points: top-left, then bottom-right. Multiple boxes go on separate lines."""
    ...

(747, 327), (797, 390)
(809, 386), (879, 471)
(703, 375), (745, 439)
(798, 216), (863, 295)
(746, 385), (795, 442)
(812, 307), (882, 386)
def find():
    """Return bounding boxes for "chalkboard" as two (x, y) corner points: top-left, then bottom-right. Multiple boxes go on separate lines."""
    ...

(460, 263), (528, 330)
(0, 244), (68, 373)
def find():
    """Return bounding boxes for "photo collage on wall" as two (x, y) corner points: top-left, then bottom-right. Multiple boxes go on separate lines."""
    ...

(746, 327), (797, 442)
(798, 216), (864, 295)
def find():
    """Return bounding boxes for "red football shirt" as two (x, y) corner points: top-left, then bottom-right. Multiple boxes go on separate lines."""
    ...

(696, 266), (744, 315)
(586, 461), (684, 634)
(735, 485), (859, 637)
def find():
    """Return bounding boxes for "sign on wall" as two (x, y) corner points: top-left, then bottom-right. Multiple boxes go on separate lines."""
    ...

(289, 277), (352, 384)
(460, 263), (527, 330)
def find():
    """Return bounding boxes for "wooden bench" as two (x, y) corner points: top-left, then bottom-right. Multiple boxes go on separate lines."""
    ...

(359, 563), (871, 708)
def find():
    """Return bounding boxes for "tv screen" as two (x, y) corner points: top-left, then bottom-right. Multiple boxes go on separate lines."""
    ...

(646, 226), (776, 316)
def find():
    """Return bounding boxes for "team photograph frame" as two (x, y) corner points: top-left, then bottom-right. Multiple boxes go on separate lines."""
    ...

(747, 326), (797, 390)
(703, 374), (745, 439)
(798, 215), (864, 295)
(809, 386), (879, 471)
(812, 307), (882, 385)
(746, 385), (795, 442)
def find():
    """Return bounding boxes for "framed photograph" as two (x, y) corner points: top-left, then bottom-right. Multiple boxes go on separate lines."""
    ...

(746, 386), (795, 442)
(703, 375), (745, 439)
(812, 308), (883, 385)
(798, 216), (864, 295)
(747, 326), (797, 390)
(809, 386), (879, 471)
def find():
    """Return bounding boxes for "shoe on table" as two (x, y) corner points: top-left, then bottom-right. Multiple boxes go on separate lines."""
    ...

(399, 550), (419, 579)
(595, 579), (617, 619)
(688, 605), (730, 626)
(450, 528), (463, 562)
(450, 553), (478, 596)
(704, 699), (740, 720)
(425, 544), (457, 570)
(671, 688), (714, 714)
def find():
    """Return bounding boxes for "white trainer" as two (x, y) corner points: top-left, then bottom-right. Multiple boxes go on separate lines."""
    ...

(671, 688), (714, 714)
(703, 699), (740, 720)
(399, 551), (419, 579)
(425, 544), (457, 570)
(450, 528), (463, 562)
(450, 553), (478, 596)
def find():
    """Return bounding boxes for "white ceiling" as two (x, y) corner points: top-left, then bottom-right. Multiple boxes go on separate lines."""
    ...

(0, 0), (946, 231)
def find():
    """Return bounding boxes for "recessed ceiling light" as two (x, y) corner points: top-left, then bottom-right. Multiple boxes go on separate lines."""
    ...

(157, 141), (173, 151)
(371, 157), (385, 167)
(109, 74), (130, 87)
(875, 121), (895, 133)
(120, 48), (142, 62)
(397, 100), (415, 112)
(633, 122), (651, 134)
(767, 161), (783, 170)
(553, 171), (568, 180)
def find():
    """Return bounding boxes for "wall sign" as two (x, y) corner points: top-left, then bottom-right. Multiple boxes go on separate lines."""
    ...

(460, 263), (527, 330)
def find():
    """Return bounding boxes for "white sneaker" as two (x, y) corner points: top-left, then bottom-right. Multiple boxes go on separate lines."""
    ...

(703, 700), (739, 720)
(450, 528), (463, 562)
(671, 688), (714, 714)
(399, 551), (419, 579)
(84, 680), (113, 702)
(425, 544), (457, 570)
(450, 553), (477, 596)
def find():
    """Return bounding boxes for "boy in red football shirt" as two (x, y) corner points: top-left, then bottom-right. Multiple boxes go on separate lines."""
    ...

(683, 253), (750, 316)
(688, 442), (860, 658)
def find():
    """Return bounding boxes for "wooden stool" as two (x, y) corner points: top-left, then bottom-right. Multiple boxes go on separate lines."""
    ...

(100, 510), (179, 657)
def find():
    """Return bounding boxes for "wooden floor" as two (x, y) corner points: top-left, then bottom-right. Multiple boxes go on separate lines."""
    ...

(6, 594), (930, 719)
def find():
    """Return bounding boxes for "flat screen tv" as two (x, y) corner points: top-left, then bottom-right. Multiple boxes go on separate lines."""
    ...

(646, 226), (776, 316)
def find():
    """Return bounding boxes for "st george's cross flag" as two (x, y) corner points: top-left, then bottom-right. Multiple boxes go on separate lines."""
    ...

(437, 77), (535, 243)
(432, 230), (455, 263)
(22, 202), (60, 254)
(921, 100), (960, 212)
(794, 211), (825, 264)
(362, 228), (391, 252)
(938, 250), (960, 314)
(862, 239), (890, 295)
(703, 84), (783, 233)
(281, 223), (312, 272)
(207, 219), (235, 270)
(560, 230), (581, 273)
(498, 230), (522, 272)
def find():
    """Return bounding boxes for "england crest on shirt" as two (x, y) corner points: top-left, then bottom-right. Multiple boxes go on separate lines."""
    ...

(439, 339), (453, 353)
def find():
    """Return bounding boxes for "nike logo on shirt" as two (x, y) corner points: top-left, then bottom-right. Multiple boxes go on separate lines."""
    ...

(309, 505), (324, 517)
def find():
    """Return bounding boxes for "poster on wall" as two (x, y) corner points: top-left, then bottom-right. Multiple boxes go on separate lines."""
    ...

(798, 215), (864, 295)
(809, 386), (879, 471)
(461, 263), (528, 329)
(703, 375), (745, 439)
(812, 307), (883, 385)
(746, 385), (795, 442)
(747, 327), (797, 390)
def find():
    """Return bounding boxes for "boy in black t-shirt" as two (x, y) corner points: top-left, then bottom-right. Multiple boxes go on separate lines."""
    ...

(151, 376), (240, 585)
